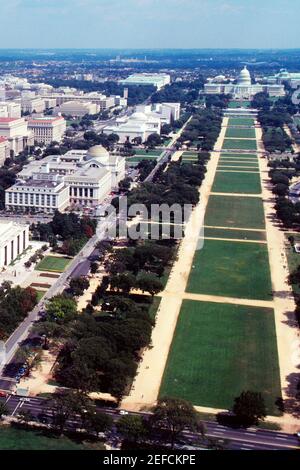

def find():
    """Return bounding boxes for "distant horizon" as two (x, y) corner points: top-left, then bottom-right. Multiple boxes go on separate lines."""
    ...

(0, 47), (300, 51)
(0, 1), (298, 49)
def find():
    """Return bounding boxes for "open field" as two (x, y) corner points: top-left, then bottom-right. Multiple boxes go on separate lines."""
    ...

(0, 426), (102, 450)
(218, 161), (259, 168)
(228, 101), (251, 108)
(212, 171), (262, 194)
(186, 239), (272, 300)
(159, 300), (281, 415)
(204, 227), (266, 241)
(35, 256), (71, 273)
(225, 127), (256, 139)
(133, 149), (162, 156)
(222, 139), (257, 150)
(228, 118), (255, 126)
(205, 195), (265, 229)
(220, 152), (258, 160)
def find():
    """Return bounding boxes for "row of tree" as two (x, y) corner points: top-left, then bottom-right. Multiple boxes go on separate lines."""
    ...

(0, 281), (38, 339)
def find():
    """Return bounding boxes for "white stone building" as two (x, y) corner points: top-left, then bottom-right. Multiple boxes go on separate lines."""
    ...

(0, 101), (21, 118)
(5, 145), (126, 212)
(5, 174), (70, 214)
(0, 221), (30, 269)
(53, 100), (100, 117)
(204, 66), (285, 98)
(21, 97), (46, 114)
(104, 111), (161, 143)
(0, 117), (33, 156)
(120, 73), (171, 90)
(135, 103), (180, 124)
(27, 116), (66, 145)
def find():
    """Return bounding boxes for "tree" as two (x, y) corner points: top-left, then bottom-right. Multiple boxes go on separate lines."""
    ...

(46, 295), (77, 322)
(150, 397), (201, 448)
(137, 273), (163, 296)
(87, 411), (113, 437)
(233, 391), (266, 426)
(90, 262), (98, 274)
(116, 415), (148, 444)
(50, 390), (91, 434)
(69, 277), (90, 296)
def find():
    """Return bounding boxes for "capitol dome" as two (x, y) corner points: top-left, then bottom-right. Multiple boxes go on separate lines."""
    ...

(86, 145), (110, 162)
(237, 66), (251, 85)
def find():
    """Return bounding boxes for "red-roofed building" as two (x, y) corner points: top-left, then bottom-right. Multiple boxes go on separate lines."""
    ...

(27, 116), (66, 145)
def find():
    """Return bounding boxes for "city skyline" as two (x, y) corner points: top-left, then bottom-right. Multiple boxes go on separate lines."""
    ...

(0, 0), (299, 49)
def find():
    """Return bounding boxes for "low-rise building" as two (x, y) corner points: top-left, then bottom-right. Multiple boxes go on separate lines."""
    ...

(104, 111), (161, 143)
(27, 116), (66, 145)
(5, 145), (126, 212)
(0, 117), (33, 156)
(120, 73), (171, 90)
(5, 173), (70, 214)
(0, 101), (21, 118)
(53, 100), (99, 117)
(21, 97), (46, 114)
(0, 221), (30, 269)
(136, 103), (180, 124)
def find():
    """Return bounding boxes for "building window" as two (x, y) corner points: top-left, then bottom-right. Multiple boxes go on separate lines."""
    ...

(17, 235), (20, 255)
(11, 240), (14, 260)
(4, 246), (7, 266)
(23, 230), (26, 250)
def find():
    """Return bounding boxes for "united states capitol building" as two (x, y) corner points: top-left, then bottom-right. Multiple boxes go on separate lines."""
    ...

(204, 66), (285, 98)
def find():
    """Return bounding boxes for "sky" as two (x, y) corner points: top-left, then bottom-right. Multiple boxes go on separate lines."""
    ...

(0, 0), (299, 49)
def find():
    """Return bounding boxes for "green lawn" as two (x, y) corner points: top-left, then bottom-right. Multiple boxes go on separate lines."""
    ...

(222, 139), (257, 150)
(225, 128), (256, 139)
(134, 149), (162, 156)
(35, 256), (71, 273)
(218, 161), (259, 168)
(205, 195), (265, 229)
(204, 227), (266, 241)
(35, 290), (46, 302)
(228, 118), (255, 126)
(186, 239), (272, 300)
(228, 101), (251, 108)
(160, 300), (281, 415)
(217, 167), (259, 173)
(220, 153), (258, 160)
(0, 426), (101, 450)
(212, 171), (262, 194)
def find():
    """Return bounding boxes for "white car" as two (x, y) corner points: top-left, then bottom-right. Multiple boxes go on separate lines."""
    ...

(119, 410), (129, 415)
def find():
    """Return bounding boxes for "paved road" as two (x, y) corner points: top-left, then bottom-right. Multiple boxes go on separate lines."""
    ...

(0, 395), (298, 450)
(0, 116), (190, 380)
(0, 217), (114, 376)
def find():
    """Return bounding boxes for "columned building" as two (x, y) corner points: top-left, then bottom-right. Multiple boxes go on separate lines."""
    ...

(27, 116), (66, 145)
(0, 221), (30, 269)
(204, 66), (285, 98)
(5, 145), (125, 212)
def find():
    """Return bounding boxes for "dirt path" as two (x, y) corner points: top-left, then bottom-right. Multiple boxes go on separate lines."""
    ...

(210, 192), (262, 198)
(121, 118), (229, 411)
(256, 126), (300, 424)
